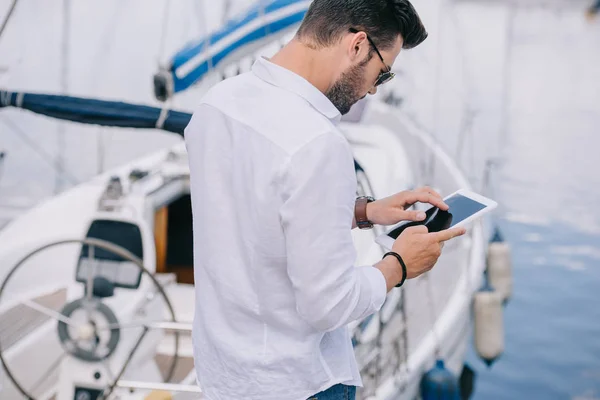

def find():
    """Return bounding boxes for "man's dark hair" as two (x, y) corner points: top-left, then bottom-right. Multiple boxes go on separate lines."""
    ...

(296, 0), (427, 51)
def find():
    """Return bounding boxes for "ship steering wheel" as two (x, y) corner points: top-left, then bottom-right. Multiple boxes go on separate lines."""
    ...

(0, 238), (180, 400)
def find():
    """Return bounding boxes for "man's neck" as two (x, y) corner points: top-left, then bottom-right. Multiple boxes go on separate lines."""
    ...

(268, 39), (338, 94)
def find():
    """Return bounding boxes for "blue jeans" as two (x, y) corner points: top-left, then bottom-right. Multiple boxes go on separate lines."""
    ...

(307, 384), (356, 400)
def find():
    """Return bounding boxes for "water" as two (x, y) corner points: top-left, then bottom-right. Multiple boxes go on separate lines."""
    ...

(1, 0), (599, 399)
(462, 4), (600, 399)
(466, 221), (600, 399)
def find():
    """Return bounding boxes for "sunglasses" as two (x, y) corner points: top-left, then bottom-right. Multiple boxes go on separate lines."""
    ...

(349, 28), (395, 87)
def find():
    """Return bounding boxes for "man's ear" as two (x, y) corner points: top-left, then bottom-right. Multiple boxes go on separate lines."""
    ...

(348, 31), (368, 61)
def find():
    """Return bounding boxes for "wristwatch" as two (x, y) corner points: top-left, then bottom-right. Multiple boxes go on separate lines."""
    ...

(355, 196), (375, 229)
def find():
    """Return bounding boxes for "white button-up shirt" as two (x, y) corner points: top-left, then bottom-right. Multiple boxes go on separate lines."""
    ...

(184, 57), (387, 400)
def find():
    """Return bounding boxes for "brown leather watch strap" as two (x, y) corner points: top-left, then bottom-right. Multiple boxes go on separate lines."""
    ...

(355, 196), (373, 229)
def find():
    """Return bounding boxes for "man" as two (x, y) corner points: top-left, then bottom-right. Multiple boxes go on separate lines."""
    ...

(184, 1), (466, 399)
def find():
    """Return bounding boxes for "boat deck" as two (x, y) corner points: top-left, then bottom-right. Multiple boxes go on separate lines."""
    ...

(0, 288), (67, 351)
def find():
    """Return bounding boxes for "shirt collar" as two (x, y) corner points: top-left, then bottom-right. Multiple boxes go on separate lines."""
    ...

(252, 57), (341, 124)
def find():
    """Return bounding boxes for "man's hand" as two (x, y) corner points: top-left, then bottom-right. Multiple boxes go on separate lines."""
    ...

(367, 187), (448, 226)
(376, 225), (467, 291)
(393, 225), (465, 278)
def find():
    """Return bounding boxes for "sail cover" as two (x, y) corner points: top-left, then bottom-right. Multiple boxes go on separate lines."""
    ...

(0, 90), (191, 135)
(155, 0), (310, 100)
(0, 88), (367, 174)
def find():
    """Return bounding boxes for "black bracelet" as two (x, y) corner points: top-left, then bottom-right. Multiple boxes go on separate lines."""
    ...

(383, 251), (407, 288)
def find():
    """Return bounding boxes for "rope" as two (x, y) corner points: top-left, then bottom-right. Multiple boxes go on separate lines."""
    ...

(15, 91), (23, 107)
(156, 106), (170, 130)
(0, 91), (11, 107)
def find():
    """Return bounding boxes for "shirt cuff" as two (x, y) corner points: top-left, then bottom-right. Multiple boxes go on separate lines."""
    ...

(358, 265), (388, 312)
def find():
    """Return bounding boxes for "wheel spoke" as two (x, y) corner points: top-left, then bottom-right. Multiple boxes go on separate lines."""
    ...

(21, 299), (78, 327)
(84, 244), (98, 323)
(97, 320), (192, 332)
(85, 245), (96, 300)
(97, 320), (148, 331)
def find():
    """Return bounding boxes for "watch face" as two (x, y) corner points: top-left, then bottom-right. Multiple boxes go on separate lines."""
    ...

(359, 196), (375, 202)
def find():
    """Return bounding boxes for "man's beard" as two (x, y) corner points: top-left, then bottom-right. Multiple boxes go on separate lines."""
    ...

(325, 59), (369, 115)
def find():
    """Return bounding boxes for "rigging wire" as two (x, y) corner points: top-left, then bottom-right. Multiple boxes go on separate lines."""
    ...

(418, 0), (450, 361)
(425, 0), (481, 187)
(0, 151), (5, 188)
(419, 0), (481, 362)
(498, 3), (516, 167)
(54, 0), (71, 195)
(223, 0), (232, 24)
(199, 0), (213, 74)
(423, 0), (448, 186)
(0, 116), (79, 185)
(155, 2), (176, 131)
(0, 0), (18, 42)
(157, 0), (172, 67)
(87, 2), (127, 174)
(447, 4), (478, 178)
(259, 0), (271, 37)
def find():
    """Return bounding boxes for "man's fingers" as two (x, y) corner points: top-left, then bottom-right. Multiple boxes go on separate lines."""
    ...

(404, 225), (429, 235)
(398, 209), (427, 221)
(415, 186), (443, 201)
(431, 227), (466, 242)
(404, 191), (449, 210)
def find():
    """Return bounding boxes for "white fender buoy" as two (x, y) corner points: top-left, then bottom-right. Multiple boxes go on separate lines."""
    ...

(487, 229), (513, 303)
(474, 283), (504, 366)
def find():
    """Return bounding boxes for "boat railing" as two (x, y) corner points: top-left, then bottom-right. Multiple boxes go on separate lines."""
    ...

(113, 320), (200, 395)
(115, 380), (202, 394)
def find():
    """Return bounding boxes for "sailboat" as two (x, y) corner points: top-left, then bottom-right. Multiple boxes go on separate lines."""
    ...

(0, 1), (507, 399)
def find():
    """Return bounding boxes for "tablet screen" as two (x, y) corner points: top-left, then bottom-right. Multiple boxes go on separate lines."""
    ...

(378, 191), (495, 249)
(384, 193), (488, 240)
(444, 193), (487, 227)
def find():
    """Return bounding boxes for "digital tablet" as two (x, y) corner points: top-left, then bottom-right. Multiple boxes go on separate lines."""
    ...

(375, 189), (497, 250)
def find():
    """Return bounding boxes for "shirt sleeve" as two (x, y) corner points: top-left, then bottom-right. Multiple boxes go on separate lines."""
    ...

(279, 132), (387, 333)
